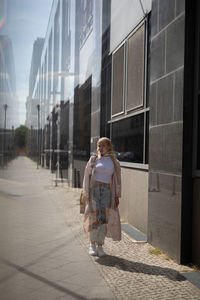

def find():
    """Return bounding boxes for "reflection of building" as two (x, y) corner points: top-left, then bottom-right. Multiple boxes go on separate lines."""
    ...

(29, 38), (44, 98)
(26, 38), (44, 128)
(28, 0), (200, 267)
(0, 35), (19, 129)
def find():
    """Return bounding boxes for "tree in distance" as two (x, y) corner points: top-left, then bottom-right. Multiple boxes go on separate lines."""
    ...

(14, 125), (27, 153)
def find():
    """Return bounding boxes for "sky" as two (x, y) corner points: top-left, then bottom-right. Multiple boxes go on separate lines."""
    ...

(1, 0), (53, 125)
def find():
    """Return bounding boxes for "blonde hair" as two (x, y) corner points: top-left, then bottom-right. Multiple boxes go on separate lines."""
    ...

(97, 137), (117, 170)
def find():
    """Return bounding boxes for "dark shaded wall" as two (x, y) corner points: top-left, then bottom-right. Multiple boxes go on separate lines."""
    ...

(185, 0), (200, 266)
(148, 0), (185, 262)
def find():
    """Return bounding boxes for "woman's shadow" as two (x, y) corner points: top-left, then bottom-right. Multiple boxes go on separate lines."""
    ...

(96, 255), (185, 282)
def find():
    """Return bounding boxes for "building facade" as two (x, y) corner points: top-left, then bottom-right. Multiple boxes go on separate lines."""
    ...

(27, 0), (200, 266)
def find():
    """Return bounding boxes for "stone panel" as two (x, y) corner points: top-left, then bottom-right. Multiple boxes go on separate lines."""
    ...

(149, 82), (157, 127)
(158, 0), (175, 31)
(157, 74), (173, 125)
(166, 14), (185, 73)
(151, 0), (159, 37)
(149, 171), (181, 194)
(176, 0), (185, 16)
(149, 125), (163, 170)
(150, 31), (165, 81)
(174, 68), (184, 121)
(149, 122), (183, 173)
(163, 122), (183, 174)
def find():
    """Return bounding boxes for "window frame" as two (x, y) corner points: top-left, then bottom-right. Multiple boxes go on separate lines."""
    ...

(110, 18), (149, 169)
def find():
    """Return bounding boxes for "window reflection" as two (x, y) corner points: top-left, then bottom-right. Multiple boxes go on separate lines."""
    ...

(79, 0), (93, 48)
(73, 76), (91, 160)
(112, 114), (144, 163)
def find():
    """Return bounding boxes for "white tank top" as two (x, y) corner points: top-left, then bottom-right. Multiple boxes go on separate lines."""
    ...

(94, 157), (114, 184)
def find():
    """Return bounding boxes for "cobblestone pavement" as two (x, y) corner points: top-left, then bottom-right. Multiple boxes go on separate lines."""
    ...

(53, 185), (200, 300)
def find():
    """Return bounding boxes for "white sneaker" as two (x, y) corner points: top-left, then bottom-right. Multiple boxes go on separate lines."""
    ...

(97, 246), (106, 257)
(89, 244), (97, 256)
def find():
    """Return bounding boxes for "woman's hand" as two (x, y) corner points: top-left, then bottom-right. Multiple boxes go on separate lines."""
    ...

(115, 197), (119, 208)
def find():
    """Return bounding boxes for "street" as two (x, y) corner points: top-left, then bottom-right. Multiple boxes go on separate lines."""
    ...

(0, 156), (200, 300)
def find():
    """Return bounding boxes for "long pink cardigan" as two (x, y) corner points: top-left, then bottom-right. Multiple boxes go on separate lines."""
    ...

(82, 155), (122, 241)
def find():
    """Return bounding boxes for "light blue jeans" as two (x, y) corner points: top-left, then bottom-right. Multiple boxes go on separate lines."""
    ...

(89, 183), (111, 245)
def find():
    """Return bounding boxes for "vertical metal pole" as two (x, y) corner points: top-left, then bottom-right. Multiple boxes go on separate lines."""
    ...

(12, 126), (14, 157)
(4, 104), (7, 130)
(3, 104), (8, 166)
(50, 116), (53, 172)
(37, 104), (40, 169)
(56, 105), (60, 185)
(30, 125), (32, 157)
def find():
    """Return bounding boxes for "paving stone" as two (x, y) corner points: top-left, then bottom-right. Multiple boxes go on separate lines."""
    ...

(53, 185), (200, 300)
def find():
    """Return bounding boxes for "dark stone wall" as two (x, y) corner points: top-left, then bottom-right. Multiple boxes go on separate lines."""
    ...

(148, 0), (185, 262)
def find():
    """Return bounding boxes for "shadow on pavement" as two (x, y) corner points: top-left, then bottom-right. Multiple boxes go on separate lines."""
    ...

(0, 236), (75, 285)
(96, 255), (185, 282)
(0, 258), (87, 300)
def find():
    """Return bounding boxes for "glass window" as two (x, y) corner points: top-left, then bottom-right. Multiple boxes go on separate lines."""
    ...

(127, 24), (145, 111)
(112, 44), (125, 116)
(110, 20), (149, 166)
(112, 114), (144, 163)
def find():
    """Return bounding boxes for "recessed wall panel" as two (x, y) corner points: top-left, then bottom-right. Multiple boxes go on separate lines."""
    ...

(112, 44), (125, 115)
(127, 24), (145, 111)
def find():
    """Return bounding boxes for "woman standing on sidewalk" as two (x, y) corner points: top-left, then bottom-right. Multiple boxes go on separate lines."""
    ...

(82, 137), (121, 257)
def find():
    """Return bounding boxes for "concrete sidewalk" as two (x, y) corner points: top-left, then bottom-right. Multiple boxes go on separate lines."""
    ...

(0, 156), (200, 300)
(0, 156), (115, 300)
